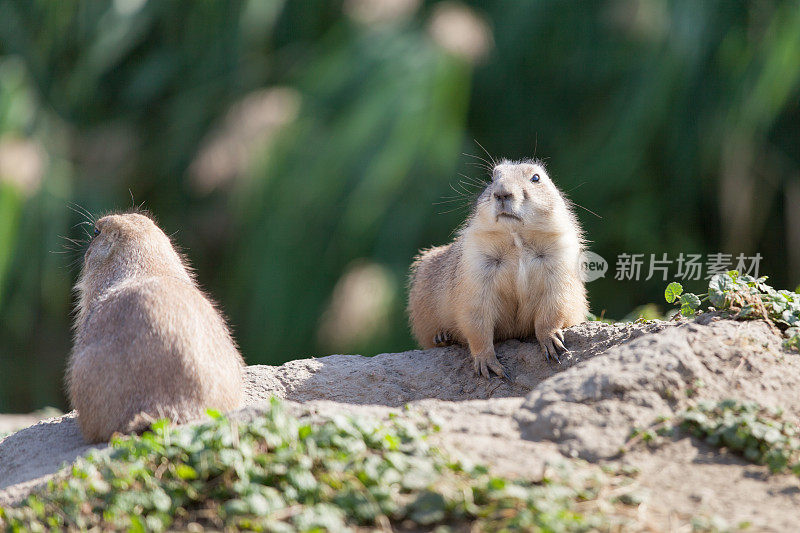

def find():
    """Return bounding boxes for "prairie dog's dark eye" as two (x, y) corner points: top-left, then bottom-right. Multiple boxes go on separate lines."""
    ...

(531, 173), (540, 182)
(93, 227), (100, 237)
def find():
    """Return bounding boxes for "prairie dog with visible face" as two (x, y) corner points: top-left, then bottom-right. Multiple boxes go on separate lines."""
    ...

(408, 159), (588, 378)
(67, 212), (244, 443)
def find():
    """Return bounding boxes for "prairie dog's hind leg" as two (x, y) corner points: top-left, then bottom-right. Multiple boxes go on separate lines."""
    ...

(432, 331), (454, 347)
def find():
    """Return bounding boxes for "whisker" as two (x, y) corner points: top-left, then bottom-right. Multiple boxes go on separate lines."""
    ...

(66, 204), (91, 222)
(565, 182), (586, 193)
(66, 258), (84, 274)
(462, 152), (493, 168)
(457, 172), (488, 184)
(572, 202), (603, 219)
(66, 202), (96, 224)
(457, 176), (487, 189)
(453, 183), (473, 197)
(67, 201), (93, 217)
(465, 161), (493, 173)
(58, 234), (86, 247)
(458, 181), (484, 192)
(473, 139), (497, 167)
(458, 177), (484, 187)
(449, 183), (468, 196)
(437, 205), (471, 215)
(433, 198), (470, 205)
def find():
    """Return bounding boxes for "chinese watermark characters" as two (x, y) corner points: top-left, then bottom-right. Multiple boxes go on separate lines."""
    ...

(611, 253), (761, 282)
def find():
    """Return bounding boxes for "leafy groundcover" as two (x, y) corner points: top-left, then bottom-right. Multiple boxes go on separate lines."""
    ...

(0, 398), (638, 532)
(680, 400), (800, 475)
(665, 270), (800, 350)
(632, 399), (800, 478)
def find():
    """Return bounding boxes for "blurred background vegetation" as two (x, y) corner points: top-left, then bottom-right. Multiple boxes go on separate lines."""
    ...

(0, 0), (798, 412)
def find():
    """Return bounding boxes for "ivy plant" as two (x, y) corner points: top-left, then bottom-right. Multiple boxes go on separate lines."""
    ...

(680, 400), (800, 475)
(0, 399), (640, 532)
(665, 270), (800, 350)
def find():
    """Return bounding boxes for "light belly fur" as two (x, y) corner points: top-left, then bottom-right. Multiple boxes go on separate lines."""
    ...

(470, 240), (549, 340)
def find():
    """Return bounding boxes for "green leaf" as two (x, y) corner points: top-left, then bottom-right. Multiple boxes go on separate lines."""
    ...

(128, 515), (146, 533)
(150, 419), (170, 433)
(205, 409), (224, 420)
(785, 328), (800, 351)
(174, 464), (198, 480)
(150, 488), (172, 513)
(224, 499), (250, 516)
(408, 491), (447, 525)
(245, 494), (271, 515)
(664, 282), (683, 303)
(708, 273), (734, 308)
(680, 293), (701, 310)
(782, 309), (800, 327)
(487, 477), (506, 491)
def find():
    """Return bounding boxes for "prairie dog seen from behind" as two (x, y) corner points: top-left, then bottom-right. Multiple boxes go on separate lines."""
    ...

(408, 159), (587, 378)
(67, 212), (244, 443)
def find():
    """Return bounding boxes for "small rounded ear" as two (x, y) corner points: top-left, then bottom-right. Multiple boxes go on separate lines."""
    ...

(85, 237), (114, 268)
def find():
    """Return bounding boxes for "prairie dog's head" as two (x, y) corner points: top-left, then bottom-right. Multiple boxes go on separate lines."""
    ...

(473, 160), (572, 233)
(83, 213), (190, 285)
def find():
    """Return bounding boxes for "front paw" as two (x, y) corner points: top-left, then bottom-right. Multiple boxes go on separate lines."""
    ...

(539, 329), (570, 364)
(473, 351), (508, 379)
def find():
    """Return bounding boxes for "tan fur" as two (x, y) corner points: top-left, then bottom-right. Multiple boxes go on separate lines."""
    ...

(408, 159), (588, 377)
(67, 213), (245, 443)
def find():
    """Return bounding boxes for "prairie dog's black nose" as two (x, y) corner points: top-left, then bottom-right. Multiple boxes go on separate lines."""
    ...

(494, 190), (512, 202)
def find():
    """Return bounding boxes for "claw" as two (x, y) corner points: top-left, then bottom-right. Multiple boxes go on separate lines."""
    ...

(433, 331), (453, 347)
(473, 352), (508, 379)
(543, 342), (561, 364)
(540, 332), (571, 365)
(492, 361), (509, 380)
(540, 337), (572, 364)
(552, 335), (568, 355)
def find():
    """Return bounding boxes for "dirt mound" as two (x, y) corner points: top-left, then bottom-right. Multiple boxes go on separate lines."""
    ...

(242, 319), (673, 405)
(517, 316), (800, 460)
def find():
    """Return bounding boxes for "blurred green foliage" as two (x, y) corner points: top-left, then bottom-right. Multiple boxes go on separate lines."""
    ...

(0, 0), (798, 412)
